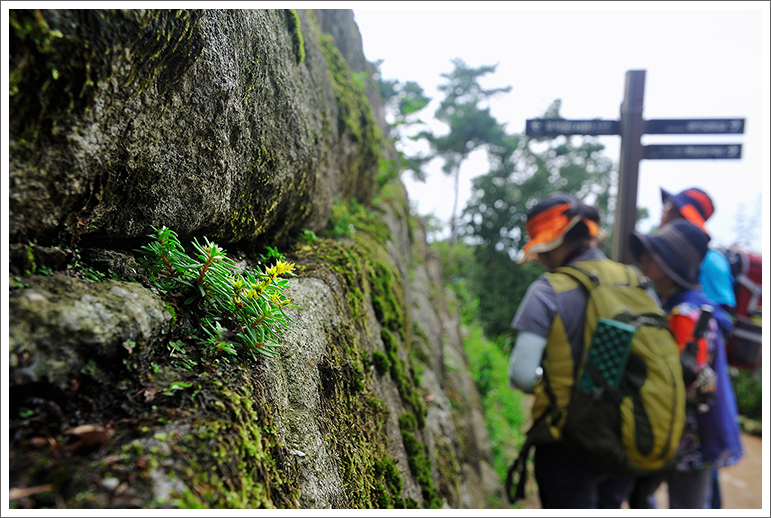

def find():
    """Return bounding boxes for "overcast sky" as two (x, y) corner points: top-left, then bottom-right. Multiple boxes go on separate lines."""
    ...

(353, 2), (768, 253)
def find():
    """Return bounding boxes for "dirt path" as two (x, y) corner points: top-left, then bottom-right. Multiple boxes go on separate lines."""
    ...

(653, 433), (763, 509)
(721, 434), (763, 509)
(516, 433), (762, 509)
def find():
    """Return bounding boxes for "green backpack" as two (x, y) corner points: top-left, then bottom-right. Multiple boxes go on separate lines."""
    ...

(506, 259), (686, 502)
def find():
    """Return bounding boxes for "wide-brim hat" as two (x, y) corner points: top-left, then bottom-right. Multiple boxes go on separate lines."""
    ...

(519, 193), (600, 263)
(660, 187), (714, 234)
(629, 219), (711, 290)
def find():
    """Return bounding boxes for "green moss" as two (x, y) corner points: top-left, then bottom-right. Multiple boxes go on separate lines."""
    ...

(148, 371), (301, 508)
(242, 55), (261, 104)
(399, 424), (442, 509)
(315, 29), (384, 204)
(315, 330), (403, 507)
(433, 435), (462, 505)
(381, 328), (426, 429)
(289, 209), (437, 506)
(284, 10), (305, 66)
(398, 412), (417, 432)
(370, 260), (406, 338)
(372, 350), (391, 375)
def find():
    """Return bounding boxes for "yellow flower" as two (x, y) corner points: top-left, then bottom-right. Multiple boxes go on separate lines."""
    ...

(268, 260), (295, 277)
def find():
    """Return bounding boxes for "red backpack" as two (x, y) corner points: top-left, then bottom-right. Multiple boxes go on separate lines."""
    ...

(724, 248), (762, 369)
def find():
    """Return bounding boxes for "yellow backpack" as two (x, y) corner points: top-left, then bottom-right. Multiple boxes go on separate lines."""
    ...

(506, 259), (686, 502)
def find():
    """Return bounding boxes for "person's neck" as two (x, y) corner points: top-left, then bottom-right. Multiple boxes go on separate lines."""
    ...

(543, 242), (589, 270)
(562, 245), (589, 266)
(656, 279), (680, 303)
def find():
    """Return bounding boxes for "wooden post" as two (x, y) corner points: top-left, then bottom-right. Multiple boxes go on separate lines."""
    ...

(526, 70), (743, 264)
(612, 70), (646, 265)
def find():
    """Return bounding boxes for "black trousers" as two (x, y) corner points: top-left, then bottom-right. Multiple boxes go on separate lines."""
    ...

(534, 441), (634, 509)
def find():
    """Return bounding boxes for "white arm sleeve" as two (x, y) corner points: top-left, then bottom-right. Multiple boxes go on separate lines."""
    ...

(508, 331), (548, 393)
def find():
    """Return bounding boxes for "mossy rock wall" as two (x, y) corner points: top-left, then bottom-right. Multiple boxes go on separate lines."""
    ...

(7, 8), (506, 510)
(9, 9), (379, 247)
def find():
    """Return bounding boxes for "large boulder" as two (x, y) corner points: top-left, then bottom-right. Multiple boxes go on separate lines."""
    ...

(7, 8), (508, 510)
(9, 9), (381, 246)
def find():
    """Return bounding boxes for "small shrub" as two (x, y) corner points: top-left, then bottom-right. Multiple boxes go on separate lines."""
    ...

(297, 228), (319, 246)
(137, 226), (299, 360)
(730, 366), (762, 422)
(325, 198), (366, 240)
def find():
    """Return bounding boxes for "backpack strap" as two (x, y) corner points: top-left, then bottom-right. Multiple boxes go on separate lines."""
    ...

(554, 265), (599, 293)
(504, 424), (536, 503)
(505, 364), (561, 503)
(556, 261), (644, 292)
(505, 412), (555, 503)
(736, 273), (762, 315)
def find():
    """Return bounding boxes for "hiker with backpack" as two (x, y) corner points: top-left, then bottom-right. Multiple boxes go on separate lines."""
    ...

(659, 187), (736, 327)
(629, 218), (744, 509)
(659, 187), (762, 371)
(657, 186), (752, 508)
(506, 193), (685, 508)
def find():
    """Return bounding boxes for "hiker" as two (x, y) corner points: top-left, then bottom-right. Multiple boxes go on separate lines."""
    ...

(507, 193), (637, 508)
(660, 186), (737, 321)
(629, 219), (744, 509)
(658, 186), (740, 508)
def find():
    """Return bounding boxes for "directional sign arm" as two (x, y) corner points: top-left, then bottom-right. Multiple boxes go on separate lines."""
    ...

(644, 144), (742, 160)
(645, 118), (745, 135)
(525, 119), (620, 137)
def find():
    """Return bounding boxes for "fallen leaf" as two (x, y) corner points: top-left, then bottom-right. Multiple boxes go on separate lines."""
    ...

(64, 424), (104, 435)
(9, 484), (54, 500)
(63, 424), (114, 453)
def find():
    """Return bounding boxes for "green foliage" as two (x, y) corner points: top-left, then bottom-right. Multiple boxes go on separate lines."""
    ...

(421, 58), (511, 242)
(371, 59), (432, 182)
(730, 366), (762, 422)
(374, 64), (430, 126)
(137, 226), (299, 360)
(462, 99), (614, 256)
(325, 197), (364, 239)
(255, 245), (285, 266)
(434, 240), (528, 484)
(462, 325), (527, 481)
(324, 197), (391, 245)
(374, 63), (431, 133)
(79, 266), (116, 282)
(451, 98), (613, 337)
(351, 70), (367, 90)
(431, 240), (544, 339)
(297, 228), (319, 246)
(9, 277), (29, 290)
(471, 246), (544, 339)
(375, 158), (401, 192)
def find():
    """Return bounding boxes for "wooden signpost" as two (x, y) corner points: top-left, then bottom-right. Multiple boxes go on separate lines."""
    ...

(525, 69), (745, 265)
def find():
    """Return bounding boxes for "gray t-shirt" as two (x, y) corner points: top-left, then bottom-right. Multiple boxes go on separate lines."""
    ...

(511, 247), (607, 370)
